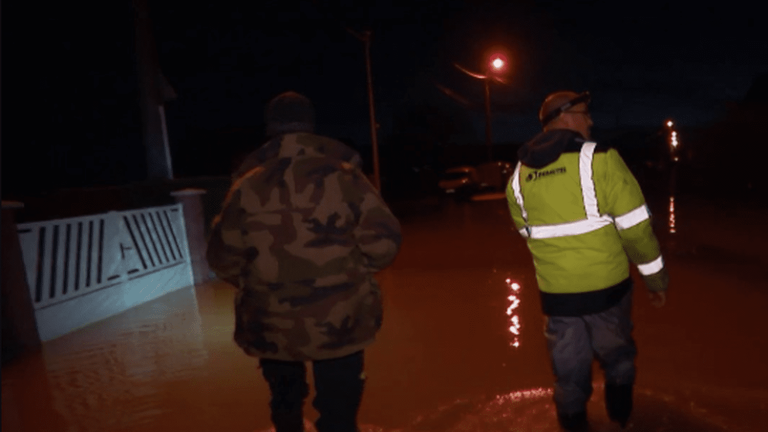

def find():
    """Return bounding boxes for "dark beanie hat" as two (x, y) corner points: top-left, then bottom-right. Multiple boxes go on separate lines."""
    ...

(265, 91), (315, 136)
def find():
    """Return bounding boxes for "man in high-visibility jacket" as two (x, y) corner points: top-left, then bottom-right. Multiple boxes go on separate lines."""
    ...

(506, 91), (669, 431)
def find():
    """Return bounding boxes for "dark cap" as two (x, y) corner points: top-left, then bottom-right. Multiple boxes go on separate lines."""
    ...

(539, 91), (591, 127)
(265, 91), (315, 136)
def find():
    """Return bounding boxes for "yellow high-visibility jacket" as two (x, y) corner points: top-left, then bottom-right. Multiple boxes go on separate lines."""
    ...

(506, 129), (668, 316)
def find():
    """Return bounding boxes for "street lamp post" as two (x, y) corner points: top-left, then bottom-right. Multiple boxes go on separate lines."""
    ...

(455, 53), (507, 162)
(341, 28), (381, 190)
(484, 78), (492, 161)
(362, 31), (381, 191)
(132, 0), (176, 180)
(307, 0), (382, 189)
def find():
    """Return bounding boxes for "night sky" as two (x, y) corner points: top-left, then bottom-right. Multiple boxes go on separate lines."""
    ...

(3, 0), (766, 197)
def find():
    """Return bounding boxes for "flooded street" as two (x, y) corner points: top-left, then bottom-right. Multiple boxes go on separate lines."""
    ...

(3, 194), (767, 432)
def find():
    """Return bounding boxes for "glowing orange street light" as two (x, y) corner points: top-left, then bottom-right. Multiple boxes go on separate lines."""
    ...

(490, 55), (506, 72)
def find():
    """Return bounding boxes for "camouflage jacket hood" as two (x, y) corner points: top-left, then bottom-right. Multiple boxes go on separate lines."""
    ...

(207, 132), (401, 361)
(232, 132), (364, 181)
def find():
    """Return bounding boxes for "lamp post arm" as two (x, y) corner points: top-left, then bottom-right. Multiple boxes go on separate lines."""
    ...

(484, 78), (493, 161)
(362, 31), (381, 190)
(453, 63), (487, 80)
(345, 26), (366, 42)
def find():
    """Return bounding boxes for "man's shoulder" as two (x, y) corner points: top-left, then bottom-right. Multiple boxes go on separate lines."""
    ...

(591, 142), (613, 153)
(232, 137), (283, 179)
(562, 138), (613, 154)
(295, 133), (361, 162)
(233, 165), (267, 190)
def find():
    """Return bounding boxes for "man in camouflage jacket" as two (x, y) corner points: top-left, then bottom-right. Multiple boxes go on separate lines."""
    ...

(207, 91), (401, 432)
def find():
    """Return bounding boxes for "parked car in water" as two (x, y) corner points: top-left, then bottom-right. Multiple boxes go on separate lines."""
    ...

(438, 161), (514, 201)
(438, 166), (479, 199)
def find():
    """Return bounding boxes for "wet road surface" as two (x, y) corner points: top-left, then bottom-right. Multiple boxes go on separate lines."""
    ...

(3, 195), (767, 431)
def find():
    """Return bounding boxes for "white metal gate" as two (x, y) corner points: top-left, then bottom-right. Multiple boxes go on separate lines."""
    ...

(16, 204), (194, 341)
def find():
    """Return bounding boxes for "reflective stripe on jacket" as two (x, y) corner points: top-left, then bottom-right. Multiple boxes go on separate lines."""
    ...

(506, 141), (664, 299)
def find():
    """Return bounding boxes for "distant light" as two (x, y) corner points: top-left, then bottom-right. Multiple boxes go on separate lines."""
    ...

(492, 57), (505, 70)
(666, 120), (673, 127)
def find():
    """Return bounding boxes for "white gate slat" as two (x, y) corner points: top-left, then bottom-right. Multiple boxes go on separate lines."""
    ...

(100, 213), (125, 286)
(154, 210), (175, 261)
(81, 219), (91, 291)
(74, 220), (87, 295)
(165, 208), (186, 260)
(17, 228), (38, 299)
(62, 222), (76, 297)
(144, 211), (166, 266)
(84, 218), (97, 292)
(137, 212), (160, 268)
(51, 223), (66, 303)
(83, 219), (93, 291)
(147, 212), (169, 264)
(95, 218), (105, 286)
(121, 214), (146, 271)
(127, 213), (152, 269)
(131, 212), (153, 267)
(16, 203), (194, 341)
(38, 224), (54, 306)
(117, 215), (147, 277)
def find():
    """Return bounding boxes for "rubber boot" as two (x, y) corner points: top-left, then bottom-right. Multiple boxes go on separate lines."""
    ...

(557, 411), (588, 431)
(270, 410), (305, 432)
(605, 383), (633, 428)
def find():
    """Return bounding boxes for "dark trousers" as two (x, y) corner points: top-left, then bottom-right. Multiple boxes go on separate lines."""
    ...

(259, 350), (365, 432)
(545, 289), (637, 415)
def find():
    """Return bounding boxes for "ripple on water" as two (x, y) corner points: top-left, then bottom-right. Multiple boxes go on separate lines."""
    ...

(39, 286), (209, 431)
(252, 384), (748, 432)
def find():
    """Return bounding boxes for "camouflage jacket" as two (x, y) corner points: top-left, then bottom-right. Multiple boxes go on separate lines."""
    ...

(207, 132), (402, 361)
(232, 134), (363, 181)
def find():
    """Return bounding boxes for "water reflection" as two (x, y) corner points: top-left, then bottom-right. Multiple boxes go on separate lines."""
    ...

(3, 286), (209, 432)
(405, 384), (751, 432)
(505, 278), (522, 348)
(4, 197), (765, 432)
(493, 387), (552, 403)
(669, 196), (677, 234)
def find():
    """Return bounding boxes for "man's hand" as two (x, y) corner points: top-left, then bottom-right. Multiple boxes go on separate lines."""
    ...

(648, 291), (666, 308)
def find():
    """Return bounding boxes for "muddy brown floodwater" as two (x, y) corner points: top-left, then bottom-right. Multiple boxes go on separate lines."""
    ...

(3, 194), (767, 432)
